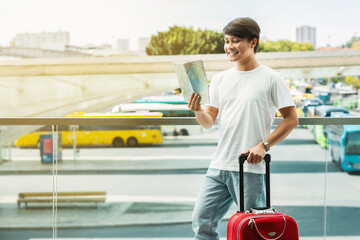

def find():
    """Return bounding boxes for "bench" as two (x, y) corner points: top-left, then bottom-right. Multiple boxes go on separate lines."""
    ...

(17, 191), (106, 208)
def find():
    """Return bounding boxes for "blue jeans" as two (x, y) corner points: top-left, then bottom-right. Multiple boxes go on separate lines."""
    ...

(192, 168), (266, 240)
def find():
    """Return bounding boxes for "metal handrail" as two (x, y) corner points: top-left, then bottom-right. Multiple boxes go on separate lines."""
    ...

(0, 117), (360, 126)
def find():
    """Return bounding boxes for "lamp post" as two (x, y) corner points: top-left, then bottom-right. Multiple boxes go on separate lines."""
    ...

(327, 35), (332, 50)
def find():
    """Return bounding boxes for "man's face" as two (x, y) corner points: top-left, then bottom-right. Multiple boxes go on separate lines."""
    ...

(224, 34), (255, 62)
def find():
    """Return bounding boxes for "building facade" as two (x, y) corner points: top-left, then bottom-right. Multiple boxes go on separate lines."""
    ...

(296, 25), (316, 48)
(137, 37), (151, 53)
(115, 39), (130, 52)
(13, 31), (70, 51)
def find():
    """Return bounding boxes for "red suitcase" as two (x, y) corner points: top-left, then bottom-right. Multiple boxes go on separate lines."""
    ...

(227, 154), (299, 240)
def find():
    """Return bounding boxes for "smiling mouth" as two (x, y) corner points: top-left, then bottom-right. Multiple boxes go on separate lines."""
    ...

(227, 51), (239, 57)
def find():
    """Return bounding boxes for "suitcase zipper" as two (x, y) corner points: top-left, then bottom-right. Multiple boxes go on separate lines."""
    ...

(228, 214), (242, 239)
(229, 214), (254, 239)
(236, 214), (286, 240)
(229, 213), (267, 239)
(229, 213), (252, 239)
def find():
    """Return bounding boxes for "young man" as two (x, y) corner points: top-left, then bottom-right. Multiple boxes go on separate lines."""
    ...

(188, 17), (298, 239)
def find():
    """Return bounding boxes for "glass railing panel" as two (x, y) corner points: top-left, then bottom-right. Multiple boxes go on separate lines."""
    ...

(325, 124), (360, 238)
(2, 119), (360, 239)
(51, 122), (328, 239)
(52, 123), (217, 239)
(270, 124), (327, 238)
(0, 125), (55, 239)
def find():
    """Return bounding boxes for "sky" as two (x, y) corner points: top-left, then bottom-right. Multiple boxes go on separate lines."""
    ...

(0, 0), (359, 50)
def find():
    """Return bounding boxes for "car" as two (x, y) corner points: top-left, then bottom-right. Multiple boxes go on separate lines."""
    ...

(313, 105), (349, 117)
(301, 98), (324, 117)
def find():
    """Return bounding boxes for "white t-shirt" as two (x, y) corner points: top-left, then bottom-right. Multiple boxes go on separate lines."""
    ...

(207, 65), (295, 174)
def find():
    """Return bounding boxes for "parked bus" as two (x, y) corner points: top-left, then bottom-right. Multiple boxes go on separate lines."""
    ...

(312, 87), (358, 108)
(135, 94), (187, 104)
(328, 113), (360, 172)
(112, 103), (195, 136)
(135, 94), (202, 136)
(112, 103), (195, 117)
(296, 83), (313, 94)
(309, 106), (349, 148)
(312, 88), (338, 105)
(15, 112), (163, 148)
(332, 90), (358, 109)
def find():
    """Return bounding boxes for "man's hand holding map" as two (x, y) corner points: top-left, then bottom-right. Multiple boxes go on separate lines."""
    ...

(174, 60), (209, 104)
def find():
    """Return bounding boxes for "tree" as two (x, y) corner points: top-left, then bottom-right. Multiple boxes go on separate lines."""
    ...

(345, 76), (360, 90)
(258, 40), (314, 52)
(146, 26), (225, 55)
(341, 35), (360, 48)
(146, 25), (314, 55)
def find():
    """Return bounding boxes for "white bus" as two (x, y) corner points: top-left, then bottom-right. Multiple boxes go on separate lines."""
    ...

(112, 103), (197, 136)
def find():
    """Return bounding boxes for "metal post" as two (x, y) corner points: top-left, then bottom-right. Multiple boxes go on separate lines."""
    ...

(52, 125), (58, 240)
(0, 145), (3, 164)
(8, 142), (11, 161)
(70, 125), (78, 161)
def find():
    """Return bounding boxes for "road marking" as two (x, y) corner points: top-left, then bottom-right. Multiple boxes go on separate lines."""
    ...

(0, 195), (197, 204)
(10, 156), (212, 161)
(28, 237), (360, 240)
(106, 195), (196, 203)
(2, 194), (360, 207)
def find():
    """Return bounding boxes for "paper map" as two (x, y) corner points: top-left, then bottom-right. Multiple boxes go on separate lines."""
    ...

(174, 60), (209, 104)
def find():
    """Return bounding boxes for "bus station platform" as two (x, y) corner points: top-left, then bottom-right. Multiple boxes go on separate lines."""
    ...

(28, 237), (360, 240)
(0, 158), (210, 175)
(0, 130), (359, 239)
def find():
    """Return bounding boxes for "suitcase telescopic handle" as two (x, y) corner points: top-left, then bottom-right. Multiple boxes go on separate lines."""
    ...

(239, 154), (271, 212)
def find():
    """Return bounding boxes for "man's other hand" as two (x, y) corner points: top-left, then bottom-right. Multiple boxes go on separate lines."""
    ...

(241, 142), (266, 164)
(188, 93), (202, 112)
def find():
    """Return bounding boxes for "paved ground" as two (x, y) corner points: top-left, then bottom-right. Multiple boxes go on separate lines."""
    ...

(0, 128), (359, 239)
(27, 237), (360, 240)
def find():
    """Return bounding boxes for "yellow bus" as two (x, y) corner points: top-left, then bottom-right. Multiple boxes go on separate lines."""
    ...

(15, 112), (163, 148)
